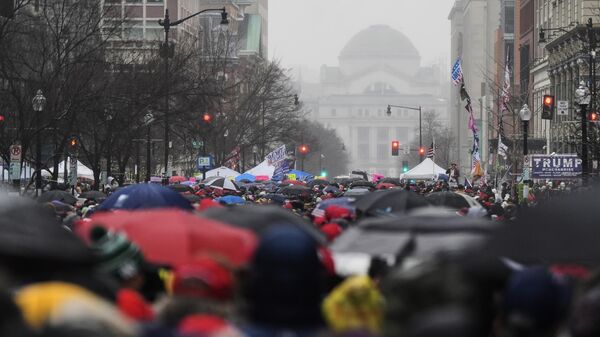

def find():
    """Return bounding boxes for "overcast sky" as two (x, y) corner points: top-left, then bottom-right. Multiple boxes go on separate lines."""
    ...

(268, 0), (455, 81)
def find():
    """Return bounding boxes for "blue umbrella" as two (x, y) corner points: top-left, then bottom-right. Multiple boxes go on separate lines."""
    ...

(288, 169), (314, 181)
(235, 173), (256, 182)
(216, 195), (246, 205)
(97, 183), (194, 211)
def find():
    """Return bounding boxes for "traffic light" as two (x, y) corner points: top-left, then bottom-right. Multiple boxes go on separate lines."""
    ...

(67, 136), (78, 154)
(299, 144), (309, 155)
(320, 169), (328, 177)
(402, 160), (409, 173)
(419, 147), (425, 157)
(202, 113), (212, 124)
(0, 115), (4, 123)
(391, 140), (400, 156)
(542, 95), (554, 120)
(589, 111), (599, 122)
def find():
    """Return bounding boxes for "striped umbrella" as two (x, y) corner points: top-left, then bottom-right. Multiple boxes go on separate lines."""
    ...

(206, 177), (240, 192)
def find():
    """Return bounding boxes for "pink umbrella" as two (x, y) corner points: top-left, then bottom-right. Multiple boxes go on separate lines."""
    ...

(169, 176), (187, 183)
(371, 174), (385, 183)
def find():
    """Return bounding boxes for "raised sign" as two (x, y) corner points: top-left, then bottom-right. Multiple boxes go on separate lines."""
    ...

(531, 154), (582, 179)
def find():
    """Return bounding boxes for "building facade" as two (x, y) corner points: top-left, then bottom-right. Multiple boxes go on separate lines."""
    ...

(301, 25), (448, 177)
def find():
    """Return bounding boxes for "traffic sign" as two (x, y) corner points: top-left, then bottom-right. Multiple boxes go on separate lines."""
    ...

(557, 100), (569, 116)
(9, 145), (21, 161)
(196, 156), (212, 170)
(9, 162), (20, 180)
(192, 140), (204, 149)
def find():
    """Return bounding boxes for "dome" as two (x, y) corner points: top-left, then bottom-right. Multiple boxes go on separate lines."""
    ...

(339, 25), (420, 60)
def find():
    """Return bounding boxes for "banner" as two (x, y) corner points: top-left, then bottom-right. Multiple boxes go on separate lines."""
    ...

(531, 154), (582, 179)
(266, 145), (288, 181)
(265, 145), (286, 165)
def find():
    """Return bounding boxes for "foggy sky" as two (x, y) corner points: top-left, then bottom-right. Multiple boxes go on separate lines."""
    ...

(268, 0), (455, 81)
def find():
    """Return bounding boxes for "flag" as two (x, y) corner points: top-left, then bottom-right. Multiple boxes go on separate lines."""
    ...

(451, 58), (463, 85)
(426, 142), (435, 158)
(464, 177), (473, 189)
(498, 134), (508, 160)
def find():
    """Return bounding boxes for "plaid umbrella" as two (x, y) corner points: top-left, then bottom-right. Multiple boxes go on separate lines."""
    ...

(206, 177), (240, 192)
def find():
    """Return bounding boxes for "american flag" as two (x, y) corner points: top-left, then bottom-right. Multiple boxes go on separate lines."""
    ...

(426, 142), (435, 158)
(451, 58), (463, 85)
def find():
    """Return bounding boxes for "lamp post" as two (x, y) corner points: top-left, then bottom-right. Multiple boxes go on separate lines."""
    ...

(519, 104), (531, 203)
(32, 90), (46, 197)
(144, 113), (154, 183)
(576, 81), (591, 180)
(158, 7), (228, 179)
(387, 104), (422, 161)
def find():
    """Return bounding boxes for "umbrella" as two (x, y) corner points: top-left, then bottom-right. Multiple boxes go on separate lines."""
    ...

(0, 195), (94, 265)
(343, 188), (371, 197)
(380, 178), (401, 185)
(312, 197), (356, 217)
(279, 185), (312, 196)
(308, 179), (330, 188)
(79, 190), (107, 201)
(169, 176), (187, 184)
(426, 191), (480, 209)
(201, 204), (326, 244)
(97, 184), (194, 211)
(323, 185), (341, 195)
(38, 190), (78, 205)
(205, 177), (240, 192)
(216, 195), (246, 205)
(353, 189), (428, 217)
(281, 180), (306, 186)
(167, 184), (195, 193)
(331, 212), (493, 274)
(349, 181), (376, 190)
(182, 194), (201, 204)
(482, 188), (600, 266)
(77, 209), (257, 267)
(180, 181), (195, 186)
(263, 193), (287, 205)
(235, 173), (256, 182)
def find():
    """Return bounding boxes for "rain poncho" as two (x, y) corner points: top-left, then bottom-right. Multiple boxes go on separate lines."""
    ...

(322, 275), (384, 334)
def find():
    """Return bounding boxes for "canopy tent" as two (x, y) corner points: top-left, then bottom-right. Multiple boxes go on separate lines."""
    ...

(41, 160), (95, 180)
(245, 160), (275, 178)
(205, 166), (241, 179)
(400, 158), (446, 180)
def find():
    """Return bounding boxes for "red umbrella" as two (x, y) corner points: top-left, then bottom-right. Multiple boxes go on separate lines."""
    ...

(169, 176), (188, 183)
(75, 209), (257, 267)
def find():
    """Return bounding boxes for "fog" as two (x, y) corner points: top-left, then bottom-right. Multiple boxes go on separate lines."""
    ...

(269, 0), (455, 81)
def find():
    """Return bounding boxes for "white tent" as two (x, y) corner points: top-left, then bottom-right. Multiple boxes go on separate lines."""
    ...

(41, 160), (95, 180)
(400, 158), (446, 180)
(245, 160), (275, 178)
(204, 166), (240, 179)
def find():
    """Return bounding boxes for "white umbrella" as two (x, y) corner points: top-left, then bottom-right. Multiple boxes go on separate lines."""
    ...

(205, 177), (240, 192)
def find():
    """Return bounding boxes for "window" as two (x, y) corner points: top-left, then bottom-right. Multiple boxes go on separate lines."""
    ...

(504, 5), (514, 34)
(377, 127), (389, 142)
(146, 0), (163, 3)
(357, 127), (370, 142)
(123, 21), (143, 40)
(377, 144), (388, 160)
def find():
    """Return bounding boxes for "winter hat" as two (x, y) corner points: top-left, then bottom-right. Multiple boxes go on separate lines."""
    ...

(171, 258), (233, 301)
(89, 226), (144, 281)
(503, 267), (571, 333)
(321, 223), (343, 243)
(244, 225), (326, 328)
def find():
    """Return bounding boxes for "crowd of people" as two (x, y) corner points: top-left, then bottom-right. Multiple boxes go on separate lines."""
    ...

(1, 172), (596, 337)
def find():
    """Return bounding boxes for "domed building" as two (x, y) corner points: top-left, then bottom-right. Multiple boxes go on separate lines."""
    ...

(302, 25), (448, 177)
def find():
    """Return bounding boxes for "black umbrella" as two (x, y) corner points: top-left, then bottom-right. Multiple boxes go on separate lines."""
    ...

(343, 188), (371, 197)
(426, 191), (472, 209)
(354, 189), (428, 217)
(483, 188), (600, 266)
(0, 195), (94, 265)
(79, 190), (107, 201)
(323, 185), (341, 195)
(279, 185), (312, 196)
(38, 190), (77, 205)
(380, 177), (401, 185)
(331, 212), (493, 260)
(200, 204), (326, 244)
(349, 180), (376, 190)
(182, 194), (201, 203)
(308, 179), (330, 188)
(167, 184), (194, 193)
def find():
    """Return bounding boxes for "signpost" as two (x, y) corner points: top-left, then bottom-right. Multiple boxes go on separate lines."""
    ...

(196, 156), (213, 180)
(9, 145), (21, 182)
(530, 154), (582, 179)
(192, 140), (203, 149)
(557, 100), (569, 116)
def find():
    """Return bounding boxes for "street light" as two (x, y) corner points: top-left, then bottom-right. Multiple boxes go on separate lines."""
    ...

(387, 104), (423, 161)
(32, 89), (46, 197)
(158, 7), (229, 179)
(576, 81), (591, 179)
(519, 104), (532, 203)
(143, 113), (154, 183)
